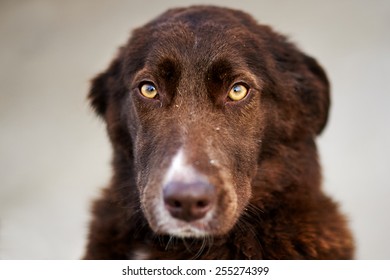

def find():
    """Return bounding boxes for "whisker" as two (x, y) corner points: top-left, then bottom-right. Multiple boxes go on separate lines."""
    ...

(182, 238), (193, 253)
(235, 203), (265, 255)
(165, 235), (175, 251)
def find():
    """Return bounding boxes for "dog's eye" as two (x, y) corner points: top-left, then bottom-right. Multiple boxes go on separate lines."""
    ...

(228, 84), (248, 101)
(140, 83), (158, 99)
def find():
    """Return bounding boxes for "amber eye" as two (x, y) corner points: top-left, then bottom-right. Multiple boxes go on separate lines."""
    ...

(140, 83), (158, 99)
(228, 84), (248, 101)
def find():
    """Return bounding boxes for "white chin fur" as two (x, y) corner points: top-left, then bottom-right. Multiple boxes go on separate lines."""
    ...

(157, 221), (211, 238)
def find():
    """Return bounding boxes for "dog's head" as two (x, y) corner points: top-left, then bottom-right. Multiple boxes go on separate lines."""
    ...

(88, 6), (330, 238)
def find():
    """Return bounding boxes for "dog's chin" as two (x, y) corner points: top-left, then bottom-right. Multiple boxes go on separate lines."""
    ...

(156, 224), (210, 238)
(147, 214), (236, 238)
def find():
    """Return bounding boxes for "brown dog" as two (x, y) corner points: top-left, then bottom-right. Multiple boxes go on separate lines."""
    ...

(84, 6), (354, 259)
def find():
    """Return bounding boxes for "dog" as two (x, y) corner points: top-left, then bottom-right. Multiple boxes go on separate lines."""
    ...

(84, 6), (354, 259)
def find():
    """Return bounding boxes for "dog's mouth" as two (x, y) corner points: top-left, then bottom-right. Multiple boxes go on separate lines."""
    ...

(156, 217), (213, 238)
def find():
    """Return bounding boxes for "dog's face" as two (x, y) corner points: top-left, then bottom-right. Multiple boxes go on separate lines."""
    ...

(89, 7), (329, 238)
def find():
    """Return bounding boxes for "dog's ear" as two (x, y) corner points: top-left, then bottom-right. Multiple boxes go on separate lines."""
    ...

(297, 53), (330, 135)
(88, 50), (124, 118)
(267, 41), (330, 139)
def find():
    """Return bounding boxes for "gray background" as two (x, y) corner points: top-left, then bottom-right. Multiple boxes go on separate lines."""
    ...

(0, 0), (389, 259)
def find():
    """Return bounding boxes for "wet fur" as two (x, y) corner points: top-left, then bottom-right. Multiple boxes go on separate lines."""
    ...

(84, 6), (354, 259)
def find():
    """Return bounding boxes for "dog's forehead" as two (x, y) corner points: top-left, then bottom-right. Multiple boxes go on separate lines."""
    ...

(138, 10), (263, 66)
(147, 26), (239, 64)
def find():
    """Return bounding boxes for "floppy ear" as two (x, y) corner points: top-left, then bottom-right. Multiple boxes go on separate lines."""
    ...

(88, 50), (135, 155)
(296, 53), (330, 135)
(267, 41), (331, 140)
(88, 50), (124, 118)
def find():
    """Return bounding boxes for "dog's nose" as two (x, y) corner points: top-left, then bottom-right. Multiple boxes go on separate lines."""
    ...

(163, 181), (216, 222)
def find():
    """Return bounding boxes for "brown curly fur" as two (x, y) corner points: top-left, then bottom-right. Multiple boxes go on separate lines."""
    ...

(84, 6), (354, 259)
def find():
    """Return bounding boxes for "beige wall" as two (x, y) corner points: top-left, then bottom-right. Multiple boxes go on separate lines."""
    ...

(1, 0), (389, 259)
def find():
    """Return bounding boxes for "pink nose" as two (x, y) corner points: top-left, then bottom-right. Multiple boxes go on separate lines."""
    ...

(163, 181), (216, 222)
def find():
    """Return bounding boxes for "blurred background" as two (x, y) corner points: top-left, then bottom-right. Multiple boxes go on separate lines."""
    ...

(0, 0), (389, 259)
